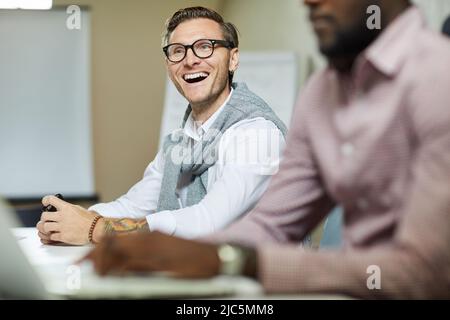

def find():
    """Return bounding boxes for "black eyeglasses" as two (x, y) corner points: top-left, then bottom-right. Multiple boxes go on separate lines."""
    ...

(163, 39), (234, 63)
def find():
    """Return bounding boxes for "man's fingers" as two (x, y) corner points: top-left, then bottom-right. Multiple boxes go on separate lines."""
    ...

(49, 232), (62, 242)
(38, 231), (51, 240)
(41, 211), (60, 222)
(89, 237), (127, 276)
(43, 222), (60, 233)
(37, 221), (59, 238)
(39, 232), (61, 245)
(76, 248), (95, 265)
(42, 195), (68, 211)
(119, 257), (161, 273)
(40, 238), (52, 245)
(40, 238), (58, 245)
(77, 239), (110, 266)
(36, 221), (47, 234)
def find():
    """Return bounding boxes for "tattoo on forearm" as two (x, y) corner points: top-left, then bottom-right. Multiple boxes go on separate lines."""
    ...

(104, 218), (149, 235)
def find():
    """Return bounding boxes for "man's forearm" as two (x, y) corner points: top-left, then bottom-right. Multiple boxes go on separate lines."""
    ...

(104, 218), (149, 234)
(257, 243), (449, 299)
(93, 217), (149, 243)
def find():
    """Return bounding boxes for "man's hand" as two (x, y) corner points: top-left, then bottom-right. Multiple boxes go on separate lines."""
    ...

(36, 195), (100, 245)
(81, 232), (221, 278)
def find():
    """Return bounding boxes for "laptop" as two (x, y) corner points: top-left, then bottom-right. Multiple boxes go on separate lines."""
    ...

(0, 199), (262, 299)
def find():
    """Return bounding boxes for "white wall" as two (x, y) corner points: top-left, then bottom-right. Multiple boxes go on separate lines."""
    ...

(413, 0), (450, 31)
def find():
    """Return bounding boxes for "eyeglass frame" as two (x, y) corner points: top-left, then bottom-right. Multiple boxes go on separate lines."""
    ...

(162, 39), (235, 63)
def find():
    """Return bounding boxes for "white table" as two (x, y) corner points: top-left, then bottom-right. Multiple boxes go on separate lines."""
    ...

(12, 228), (348, 300)
(13, 227), (91, 267)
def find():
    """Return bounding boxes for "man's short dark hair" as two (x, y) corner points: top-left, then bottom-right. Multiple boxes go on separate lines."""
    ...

(162, 6), (239, 83)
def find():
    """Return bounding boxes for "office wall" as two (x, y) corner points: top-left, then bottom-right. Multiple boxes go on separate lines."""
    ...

(53, 0), (223, 202)
(222, 0), (324, 91)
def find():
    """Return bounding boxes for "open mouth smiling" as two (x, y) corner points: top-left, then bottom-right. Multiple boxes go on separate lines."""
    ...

(183, 72), (209, 84)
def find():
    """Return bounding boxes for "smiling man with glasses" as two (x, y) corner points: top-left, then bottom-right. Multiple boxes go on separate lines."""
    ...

(37, 6), (287, 245)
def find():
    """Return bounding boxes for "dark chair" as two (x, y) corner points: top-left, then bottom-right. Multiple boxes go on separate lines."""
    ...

(14, 205), (43, 227)
(443, 16), (450, 37)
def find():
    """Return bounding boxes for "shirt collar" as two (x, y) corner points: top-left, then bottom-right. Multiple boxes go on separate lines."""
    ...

(362, 6), (426, 77)
(184, 88), (234, 141)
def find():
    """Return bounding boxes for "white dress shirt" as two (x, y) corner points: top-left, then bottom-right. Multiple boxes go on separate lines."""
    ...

(90, 90), (286, 239)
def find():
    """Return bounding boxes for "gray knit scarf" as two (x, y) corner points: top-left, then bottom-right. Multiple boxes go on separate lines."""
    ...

(156, 82), (287, 212)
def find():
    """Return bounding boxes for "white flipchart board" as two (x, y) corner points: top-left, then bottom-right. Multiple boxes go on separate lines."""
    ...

(159, 52), (298, 147)
(0, 9), (94, 199)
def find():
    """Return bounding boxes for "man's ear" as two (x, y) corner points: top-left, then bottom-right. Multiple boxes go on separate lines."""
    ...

(229, 48), (239, 74)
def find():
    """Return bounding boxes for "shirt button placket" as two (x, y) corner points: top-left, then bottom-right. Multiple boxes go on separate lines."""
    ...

(340, 142), (355, 157)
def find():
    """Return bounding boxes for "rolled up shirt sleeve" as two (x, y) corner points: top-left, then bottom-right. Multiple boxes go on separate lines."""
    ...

(89, 150), (164, 219)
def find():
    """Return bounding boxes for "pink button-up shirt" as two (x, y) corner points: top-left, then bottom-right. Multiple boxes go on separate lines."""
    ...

(206, 7), (450, 298)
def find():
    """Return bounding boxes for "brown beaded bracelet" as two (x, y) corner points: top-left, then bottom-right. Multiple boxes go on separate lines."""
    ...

(88, 215), (102, 244)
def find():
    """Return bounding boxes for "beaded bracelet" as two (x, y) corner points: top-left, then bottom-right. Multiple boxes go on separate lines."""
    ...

(88, 215), (102, 244)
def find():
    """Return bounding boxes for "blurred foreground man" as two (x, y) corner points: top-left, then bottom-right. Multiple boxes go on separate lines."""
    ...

(84, 0), (450, 298)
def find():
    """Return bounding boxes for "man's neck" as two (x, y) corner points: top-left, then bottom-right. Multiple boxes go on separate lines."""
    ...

(190, 86), (231, 124)
(330, 54), (358, 74)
